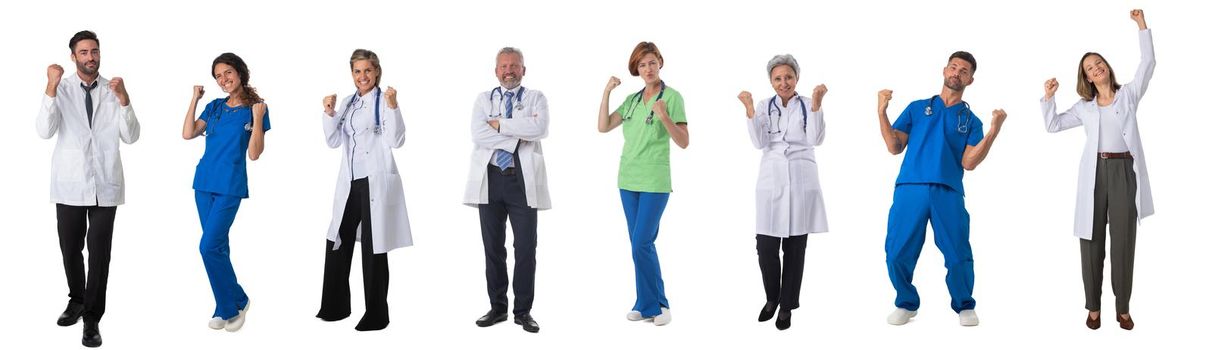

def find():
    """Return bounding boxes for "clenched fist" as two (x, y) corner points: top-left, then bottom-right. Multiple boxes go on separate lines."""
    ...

(877, 89), (894, 112)
(604, 76), (622, 93)
(384, 86), (398, 109)
(1043, 78), (1059, 100)
(990, 109), (1008, 130)
(323, 94), (338, 116)
(110, 77), (130, 106)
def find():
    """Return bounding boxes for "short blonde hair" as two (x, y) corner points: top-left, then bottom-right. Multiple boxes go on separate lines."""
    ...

(349, 49), (382, 87)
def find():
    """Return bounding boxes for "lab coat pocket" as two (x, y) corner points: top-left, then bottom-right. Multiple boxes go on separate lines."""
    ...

(100, 149), (123, 185)
(373, 172), (407, 206)
(52, 149), (86, 182)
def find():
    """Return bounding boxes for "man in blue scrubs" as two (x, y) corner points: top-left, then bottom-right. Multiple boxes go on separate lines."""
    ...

(875, 51), (1007, 327)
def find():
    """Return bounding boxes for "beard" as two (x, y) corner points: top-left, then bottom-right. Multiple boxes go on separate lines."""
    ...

(500, 77), (520, 90)
(77, 60), (98, 75)
(944, 76), (966, 92)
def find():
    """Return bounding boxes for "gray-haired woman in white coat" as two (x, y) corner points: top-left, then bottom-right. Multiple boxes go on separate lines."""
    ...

(1041, 9), (1153, 331)
(316, 49), (413, 331)
(737, 54), (828, 331)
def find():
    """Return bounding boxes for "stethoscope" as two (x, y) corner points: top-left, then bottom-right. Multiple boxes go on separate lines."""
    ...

(765, 94), (808, 134)
(623, 81), (665, 125)
(204, 98), (254, 136)
(925, 95), (973, 134)
(488, 86), (525, 118)
(337, 87), (383, 134)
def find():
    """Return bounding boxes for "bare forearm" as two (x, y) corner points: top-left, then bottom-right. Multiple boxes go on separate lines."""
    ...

(879, 111), (904, 154)
(598, 92), (615, 132)
(183, 99), (201, 139)
(661, 116), (689, 149)
(962, 128), (1000, 170)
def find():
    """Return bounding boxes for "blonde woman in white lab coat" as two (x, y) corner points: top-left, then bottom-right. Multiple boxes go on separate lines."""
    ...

(1041, 9), (1154, 331)
(737, 54), (828, 331)
(316, 49), (413, 331)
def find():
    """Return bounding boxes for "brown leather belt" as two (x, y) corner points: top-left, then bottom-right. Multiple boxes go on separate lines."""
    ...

(1099, 152), (1132, 159)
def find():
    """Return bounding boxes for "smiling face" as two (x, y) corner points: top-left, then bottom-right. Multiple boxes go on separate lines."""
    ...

(942, 57), (974, 92)
(769, 64), (798, 102)
(1082, 54), (1111, 85)
(71, 39), (100, 76)
(495, 52), (525, 90)
(351, 59), (379, 94)
(213, 63), (242, 95)
(636, 53), (662, 85)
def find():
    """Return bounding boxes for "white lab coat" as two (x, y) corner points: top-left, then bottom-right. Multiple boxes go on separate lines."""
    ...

(322, 91), (412, 254)
(463, 86), (551, 210)
(747, 95), (828, 238)
(36, 74), (140, 206)
(1042, 29), (1155, 240)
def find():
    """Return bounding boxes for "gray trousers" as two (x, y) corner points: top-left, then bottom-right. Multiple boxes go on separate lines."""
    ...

(1080, 157), (1138, 315)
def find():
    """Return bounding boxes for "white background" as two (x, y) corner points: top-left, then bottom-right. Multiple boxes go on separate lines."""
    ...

(1, 0), (1207, 349)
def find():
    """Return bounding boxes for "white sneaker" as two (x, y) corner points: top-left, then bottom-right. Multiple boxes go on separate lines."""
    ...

(653, 307), (672, 326)
(887, 308), (917, 325)
(626, 310), (645, 321)
(224, 301), (250, 332)
(207, 317), (226, 330)
(958, 309), (979, 326)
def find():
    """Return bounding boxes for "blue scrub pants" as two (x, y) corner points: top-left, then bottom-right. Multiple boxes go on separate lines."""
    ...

(885, 184), (975, 313)
(620, 189), (670, 318)
(195, 190), (249, 320)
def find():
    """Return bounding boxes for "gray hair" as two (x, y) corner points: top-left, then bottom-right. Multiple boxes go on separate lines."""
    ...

(497, 47), (524, 64)
(766, 54), (800, 78)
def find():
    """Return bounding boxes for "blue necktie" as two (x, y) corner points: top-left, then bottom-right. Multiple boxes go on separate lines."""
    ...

(494, 91), (515, 170)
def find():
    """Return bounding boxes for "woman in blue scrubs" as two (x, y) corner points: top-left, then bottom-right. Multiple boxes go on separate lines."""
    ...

(180, 52), (270, 333)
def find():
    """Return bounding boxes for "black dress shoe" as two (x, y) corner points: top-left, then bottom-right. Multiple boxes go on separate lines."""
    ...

(58, 303), (85, 327)
(758, 302), (777, 322)
(775, 310), (792, 331)
(514, 313), (540, 333)
(476, 310), (508, 327)
(82, 320), (102, 348)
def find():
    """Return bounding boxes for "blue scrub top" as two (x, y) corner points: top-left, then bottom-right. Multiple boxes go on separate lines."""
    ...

(891, 96), (983, 195)
(192, 98), (271, 198)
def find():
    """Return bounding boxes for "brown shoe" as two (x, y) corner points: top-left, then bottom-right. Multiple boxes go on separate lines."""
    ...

(1086, 313), (1100, 330)
(1117, 314), (1134, 330)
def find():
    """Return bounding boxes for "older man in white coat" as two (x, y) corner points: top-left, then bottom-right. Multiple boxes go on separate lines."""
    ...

(464, 47), (551, 333)
(37, 30), (139, 348)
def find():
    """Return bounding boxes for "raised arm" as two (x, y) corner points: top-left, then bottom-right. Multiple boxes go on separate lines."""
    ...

(653, 99), (689, 149)
(1041, 78), (1082, 132)
(805, 84), (828, 146)
(182, 86), (207, 140)
(247, 102), (266, 161)
(962, 109), (1007, 171)
(36, 64), (65, 139)
(598, 76), (624, 133)
(109, 77), (139, 144)
(877, 89), (908, 155)
(739, 91), (769, 149)
(381, 87), (406, 148)
(1124, 9), (1155, 102)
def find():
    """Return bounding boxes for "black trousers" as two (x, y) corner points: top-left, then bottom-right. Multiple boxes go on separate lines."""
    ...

(479, 164), (538, 315)
(318, 178), (389, 327)
(756, 234), (807, 311)
(56, 204), (116, 323)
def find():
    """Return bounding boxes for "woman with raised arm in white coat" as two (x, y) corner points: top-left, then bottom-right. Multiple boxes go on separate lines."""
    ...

(316, 49), (412, 332)
(1040, 9), (1154, 331)
(737, 54), (828, 331)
